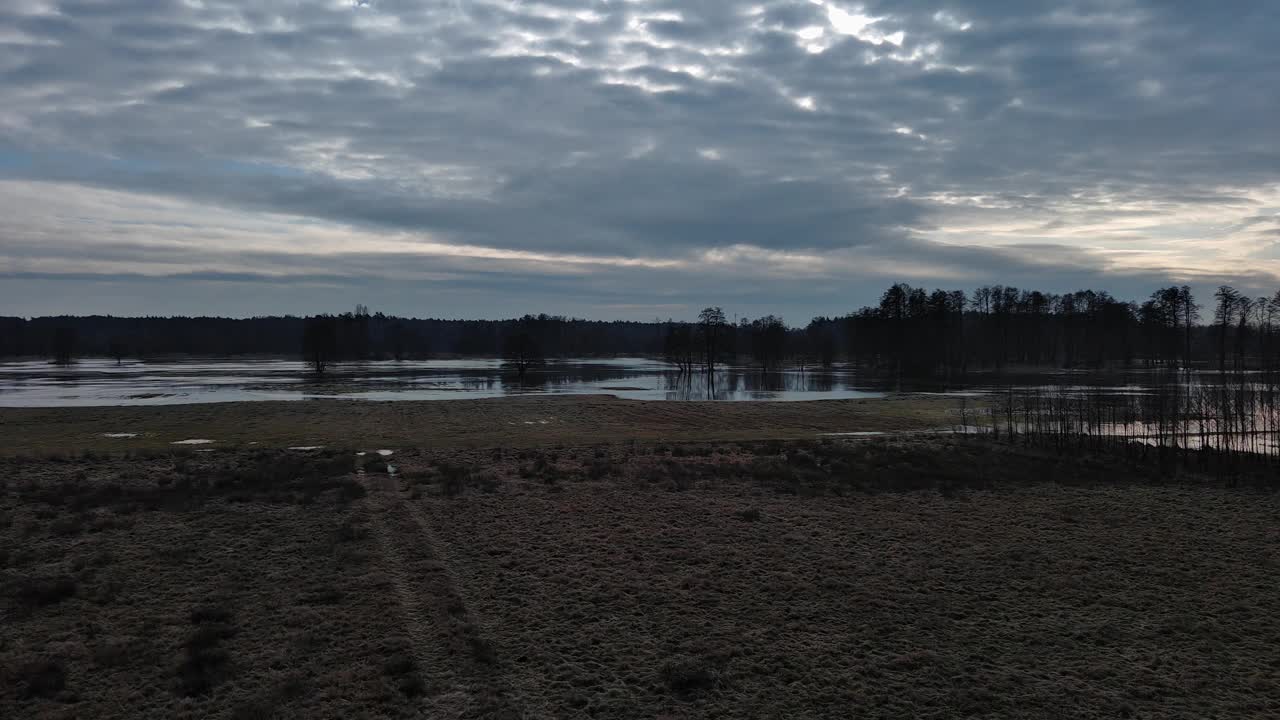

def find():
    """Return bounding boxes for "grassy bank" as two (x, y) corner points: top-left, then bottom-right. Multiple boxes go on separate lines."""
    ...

(0, 394), (961, 455)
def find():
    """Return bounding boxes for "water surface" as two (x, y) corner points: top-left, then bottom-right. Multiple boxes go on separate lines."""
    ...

(1, 357), (1249, 408)
(0, 357), (893, 407)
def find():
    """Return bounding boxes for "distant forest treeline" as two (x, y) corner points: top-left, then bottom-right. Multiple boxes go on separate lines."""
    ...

(4, 284), (1279, 375)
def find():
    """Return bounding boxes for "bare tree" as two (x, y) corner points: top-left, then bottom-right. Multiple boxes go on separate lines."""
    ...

(1235, 295), (1254, 371)
(805, 319), (838, 368)
(1214, 286), (1240, 373)
(302, 315), (338, 374)
(663, 322), (696, 374)
(502, 319), (543, 378)
(1180, 285), (1198, 371)
(697, 307), (727, 374)
(746, 315), (787, 370)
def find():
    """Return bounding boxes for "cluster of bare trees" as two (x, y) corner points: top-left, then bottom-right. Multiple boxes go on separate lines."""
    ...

(1209, 286), (1280, 372)
(654, 283), (1280, 378)
(4, 312), (663, 367)
(1136, 286), (1198, 369)
(14, 283), (1280, 379)
(662, 308), (817, 374)
(835, 284), (1157, 374)
(820, 283), (1280, 376)
(982, 362), (1280, 478)
(662, 308), (729, 374)
(501, 316), (544, 378)
(955, 285), (1280, 470)
(301, 306), (379, 374)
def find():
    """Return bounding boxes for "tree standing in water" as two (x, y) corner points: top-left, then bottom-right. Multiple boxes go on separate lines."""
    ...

(502, 317), (543, 378)
(1214, 286), (1239, 373)
(697, 307), (726, 374)
(302, 315), (338, 374)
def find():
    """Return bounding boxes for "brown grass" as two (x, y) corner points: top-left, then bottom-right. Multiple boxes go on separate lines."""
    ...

(0, 394), (957, 455)
(2, 437), (1277, 718)
(0, 449), (425, 718)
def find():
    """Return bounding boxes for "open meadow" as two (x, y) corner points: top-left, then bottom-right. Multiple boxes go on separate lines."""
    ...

(0, 394), (958, 456)
(2, 398), (1277, 719)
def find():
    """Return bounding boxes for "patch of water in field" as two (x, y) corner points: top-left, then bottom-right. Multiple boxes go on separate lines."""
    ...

(0, 357), (894, 406)
(818, 431), (887, 437)
(0, 357), (1243, 408)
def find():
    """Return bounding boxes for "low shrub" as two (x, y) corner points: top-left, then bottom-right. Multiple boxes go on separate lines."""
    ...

(660, 657), (720, 695)
(177, 604), (238, 697)
(383, 648), (426, 697)
(15, 658), (67, 700)
(12, 574), (78, 614)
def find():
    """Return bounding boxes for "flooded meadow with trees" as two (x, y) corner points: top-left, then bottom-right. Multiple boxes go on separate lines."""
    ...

(7, 284), (1280, 468)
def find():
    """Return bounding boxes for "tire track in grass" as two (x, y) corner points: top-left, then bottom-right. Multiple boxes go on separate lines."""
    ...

(360, 464), (523, 718)
(394, 480), (544, 719)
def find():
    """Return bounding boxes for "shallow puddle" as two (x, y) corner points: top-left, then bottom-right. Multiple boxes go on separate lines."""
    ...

(288, 445), (325, 450)
(102, 432), (138, 438)
(171, 438), (214, 445)
(818, 431), (886, 437)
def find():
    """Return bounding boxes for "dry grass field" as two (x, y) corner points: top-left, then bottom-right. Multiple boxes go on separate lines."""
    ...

(0, 394), (959, 455)
(2, 428), (1277, 719)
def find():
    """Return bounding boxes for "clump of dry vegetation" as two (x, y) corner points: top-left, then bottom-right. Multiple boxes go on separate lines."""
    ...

(177, 605), (238, 697)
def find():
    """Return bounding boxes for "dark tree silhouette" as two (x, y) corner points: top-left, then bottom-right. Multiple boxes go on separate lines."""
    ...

(388, 321), (407, 361)
(1179, 286), (1198, 370)
(502, 318), (543, 377)
(107, 338), (127, 366)
(52, 327), (75, 366)
(697, 307), (726, 374)
(9, 283), (1280, 378)
(302, 315), (338, 374)
(663, 322), (697, 374)
(745, 315), (787, 371)
(1265, 291), (1280, 371)
(1214, 286), (1240, 373)
(1234, 295), (1254, 372)
(805, 318), (838, 368)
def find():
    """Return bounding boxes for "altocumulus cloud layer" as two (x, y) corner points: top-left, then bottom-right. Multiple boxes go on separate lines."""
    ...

(1, 0), (1278, 319)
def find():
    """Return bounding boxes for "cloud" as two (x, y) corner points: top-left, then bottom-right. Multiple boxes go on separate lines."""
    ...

(0, 0), (1278, 320)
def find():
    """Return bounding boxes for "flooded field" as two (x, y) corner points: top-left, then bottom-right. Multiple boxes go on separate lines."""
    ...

(3, 356), (1271, 409)
(0, 357), (899, 407)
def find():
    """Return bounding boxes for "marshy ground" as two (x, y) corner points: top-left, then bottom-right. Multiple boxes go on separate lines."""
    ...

(2, 408), (1277, 718)
(0, 394), (958, 456)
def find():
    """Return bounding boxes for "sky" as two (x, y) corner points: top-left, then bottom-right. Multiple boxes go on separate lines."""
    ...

(1, 0), (1279, 322)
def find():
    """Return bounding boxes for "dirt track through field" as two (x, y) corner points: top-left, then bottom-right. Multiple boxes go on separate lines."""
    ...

(360, 465), (524, 718)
